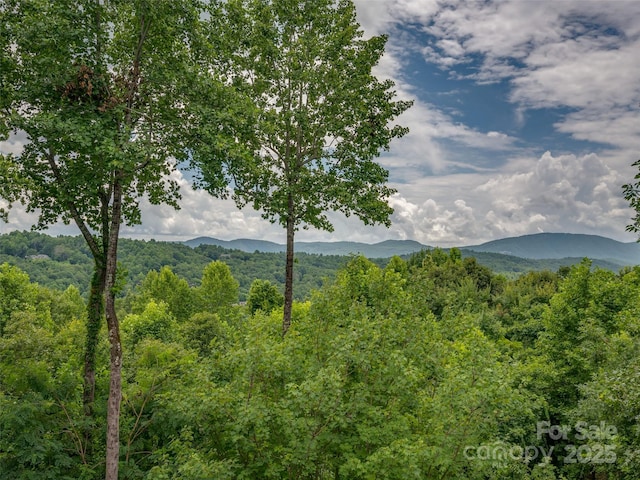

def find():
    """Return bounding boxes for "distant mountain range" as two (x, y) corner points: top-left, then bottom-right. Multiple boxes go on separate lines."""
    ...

(185, 232), (640, 267)
(464, 233), (640, 265)
(183, 236), (427, 257)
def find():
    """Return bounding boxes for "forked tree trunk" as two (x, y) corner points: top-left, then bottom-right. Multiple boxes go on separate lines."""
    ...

(104, 181), (123, 480)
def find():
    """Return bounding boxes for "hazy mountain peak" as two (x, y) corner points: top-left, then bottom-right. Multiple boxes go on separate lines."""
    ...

(184, 233), (640, 265)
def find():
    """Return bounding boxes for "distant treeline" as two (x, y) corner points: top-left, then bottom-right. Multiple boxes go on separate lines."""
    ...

(0, 230), (623, 300)
(0, 231), (360, 300)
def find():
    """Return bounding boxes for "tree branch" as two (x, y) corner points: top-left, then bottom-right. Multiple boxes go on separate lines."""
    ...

(45, 150), (103, 261)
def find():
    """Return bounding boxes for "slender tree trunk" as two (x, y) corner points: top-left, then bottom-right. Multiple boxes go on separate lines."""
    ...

(283, 194), (295, 335)
(83, 258), (106, 456)
(104, 180), (123, 480)
(64, 181), (109, 463)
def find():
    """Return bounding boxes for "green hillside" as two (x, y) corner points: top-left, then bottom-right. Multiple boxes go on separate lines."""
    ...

(0, 231), (630, 300)
(184, 236), (428, 257)
(0, 231), (357, 300)
(186, 232), (640, 266)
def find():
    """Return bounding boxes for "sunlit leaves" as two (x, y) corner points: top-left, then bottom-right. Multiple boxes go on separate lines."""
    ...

(623, 158), (640, 235)
(247, 278), (283, 315)
(195, 260), (240, 313)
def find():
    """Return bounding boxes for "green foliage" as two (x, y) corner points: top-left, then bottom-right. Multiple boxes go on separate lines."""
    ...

(247, 279), (284, 315)
(192, 0), (411, 331)
(179, 311), (233, 357)
(12, 1), (640, 478)
(122, 301), (178, 348)
(623, 158), (640, 235)
(0, 0), (196, 234)
(1, 1), (217, 475)
(0, 262), (39, 335)
(194, 261), (239, 313)
(127, 266), (194, 323)
(561, 266), (640, 478)
(196, 0), (411, 233)
(537, 260), (624, 412)
(2, 239), (640, 479)
(494, 270), (559, 346)
(0, 266), (91, 478)
(407, 248), (502, 319)
(140, 257), (545, 478)
(1, 231), (622, 301)
(119, 340), (198, 478)
(51, 285), (86, 326)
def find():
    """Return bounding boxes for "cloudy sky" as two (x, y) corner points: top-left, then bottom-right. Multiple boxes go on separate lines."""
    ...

(2, 0), (640, 247)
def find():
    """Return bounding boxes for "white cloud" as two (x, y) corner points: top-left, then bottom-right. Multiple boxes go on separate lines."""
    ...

(352, 0), (396, 36)
(0, 130), (28, 156)
(369, 37), (519, 177)
(511, 37), (640, 112)
(424, 1), (566, 61)
(556, 109), (640, 151)
(120, 170), (278, 241)
(2, 149), (636, 247)
(383, 195), (482, 245)
(376, 151), (636, 246)
(386, 0), (640, 153)
(378, 100), (519, 178)
(479, 151), (633, 239)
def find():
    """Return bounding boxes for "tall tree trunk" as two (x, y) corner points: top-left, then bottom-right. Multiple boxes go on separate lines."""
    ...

(65, 186), (109, 462)
(283, 194), (295, 335)
(104, 181), (123, 480)
(83, 258), (106, 457)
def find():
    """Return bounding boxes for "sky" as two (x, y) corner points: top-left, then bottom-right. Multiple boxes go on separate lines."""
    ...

(2, 0), (640, 247)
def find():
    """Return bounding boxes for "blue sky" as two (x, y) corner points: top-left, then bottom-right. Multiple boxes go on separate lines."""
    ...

(2, 0), (640, 246)
(347, 0), (640, 246)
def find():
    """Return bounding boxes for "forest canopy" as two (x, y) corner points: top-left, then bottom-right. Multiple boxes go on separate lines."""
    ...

(1, 243), (640, 479)
(0, 230), (622, 300)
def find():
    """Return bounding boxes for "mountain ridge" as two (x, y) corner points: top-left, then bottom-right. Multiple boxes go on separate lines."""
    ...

(184, 236), (431, 257)
(464, 232), (640, 265)
(184, 232), (640, 266)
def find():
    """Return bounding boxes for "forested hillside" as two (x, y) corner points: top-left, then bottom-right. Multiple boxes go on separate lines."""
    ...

(0, 231), (624, 300)
(187, 233), (640, 267)
(2, 247), (640, 478)
(0, 231), (360, 300)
